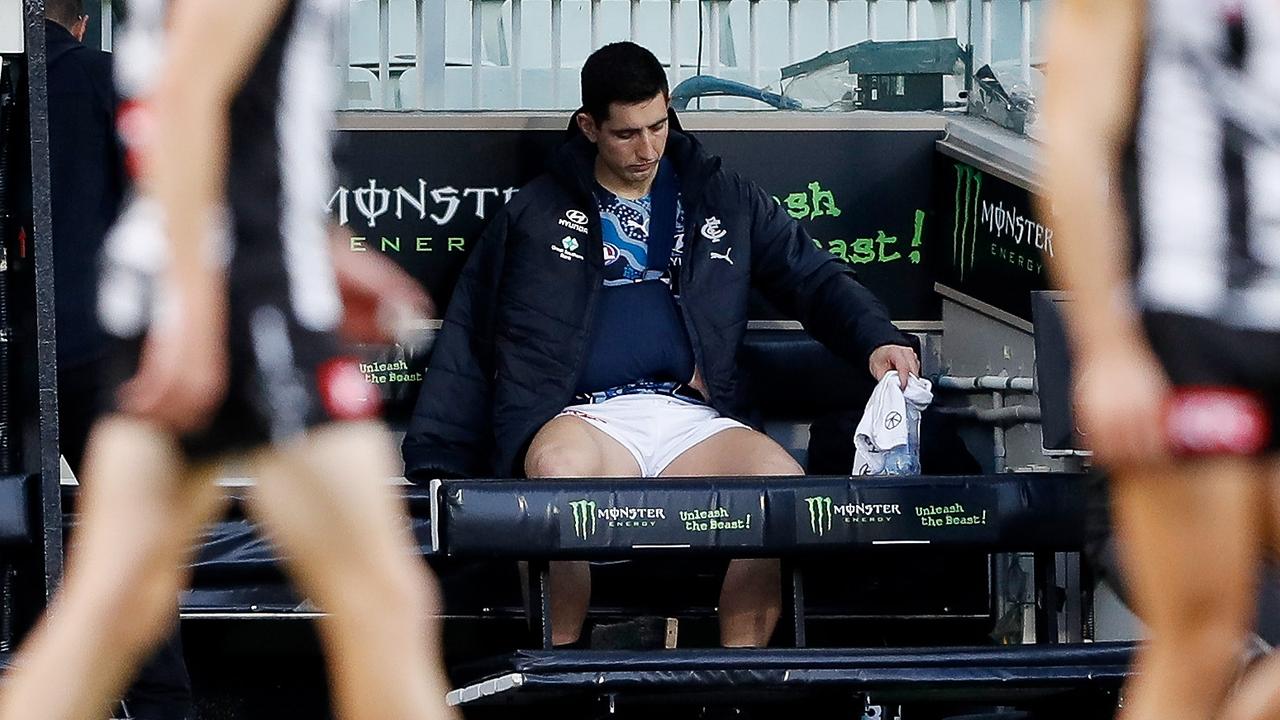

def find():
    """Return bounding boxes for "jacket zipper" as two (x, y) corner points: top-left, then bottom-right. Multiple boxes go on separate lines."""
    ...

(565, 209), (605, 405)
(678, 207), (710, 407)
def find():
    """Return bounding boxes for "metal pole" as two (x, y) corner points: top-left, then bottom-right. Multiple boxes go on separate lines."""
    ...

(335, 0), (351, 107)
(787, 0), (799, 64)
(827, 0), (839, 51)
(1020, 0), (1032, 84)
(378, 0), (392, 108)
(21, 0), (66, 597)
(552, 0), (564, 107)
(418, 0), (447, 109)
(100, 0), (112, 50)
(471, 0), (483, 108)
(669, 0), (681, 86)
(981, 0), (993, 66)
(511, 0), (523, 107)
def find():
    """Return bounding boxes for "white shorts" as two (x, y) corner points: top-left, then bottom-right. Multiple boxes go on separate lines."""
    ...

(557, 393), (748, 477)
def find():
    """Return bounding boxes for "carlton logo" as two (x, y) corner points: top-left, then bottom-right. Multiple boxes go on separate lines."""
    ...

(1165, 388), (1270, 455)
(701, 216), (727, 242)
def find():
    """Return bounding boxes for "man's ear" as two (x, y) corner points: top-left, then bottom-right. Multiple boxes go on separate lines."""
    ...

(576, 111), (599, 143)
(73, 15), (89, 42)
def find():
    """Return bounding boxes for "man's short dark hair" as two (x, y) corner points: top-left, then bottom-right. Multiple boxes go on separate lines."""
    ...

(581, 42), (670, 123)
(46, 0), (86, 30)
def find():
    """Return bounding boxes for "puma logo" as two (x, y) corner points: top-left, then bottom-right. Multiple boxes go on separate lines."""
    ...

(626, 218), (649, 235)
(710, 247), (734, 265)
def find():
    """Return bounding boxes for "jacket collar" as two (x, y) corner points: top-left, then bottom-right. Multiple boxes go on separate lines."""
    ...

(550, 108), (721, 207)
(45, 19), (84, 65)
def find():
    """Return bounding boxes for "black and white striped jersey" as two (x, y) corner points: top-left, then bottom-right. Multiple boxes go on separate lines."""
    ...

(1128, 0), (1280, 330)
(97, 0), (380, 454)
(101, 0), (342, 339)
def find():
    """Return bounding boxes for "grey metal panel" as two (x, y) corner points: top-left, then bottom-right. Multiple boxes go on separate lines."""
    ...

(938, 116), (1041, 194)
(935, 283), (1034, 334)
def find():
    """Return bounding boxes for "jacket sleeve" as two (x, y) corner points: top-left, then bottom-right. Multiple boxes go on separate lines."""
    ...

(401, 211), (508, 482)
(745, 179), (911, 372)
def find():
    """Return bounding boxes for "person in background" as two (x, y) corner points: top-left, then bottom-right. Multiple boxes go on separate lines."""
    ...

(403, 41), (918, 649)
(1045, 1), (1280, 719)
(0, 2), (457, 719)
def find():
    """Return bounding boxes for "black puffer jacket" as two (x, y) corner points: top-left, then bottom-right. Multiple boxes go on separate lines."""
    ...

(403, 112), (909, 480)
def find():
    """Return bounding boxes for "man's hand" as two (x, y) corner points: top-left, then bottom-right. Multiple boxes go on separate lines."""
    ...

(117, 287), (229, 434)
(331, 231), (436, 344)
(1072, 337), (1171, 468)
(869, 344), (920, 388)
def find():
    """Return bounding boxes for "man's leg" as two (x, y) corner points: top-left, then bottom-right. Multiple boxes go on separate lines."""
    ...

(1206, 459), (1280, 720)
(0, 417), (228, 720)
(660, 427), (803, 648)
(57, 366), (197, 720)
(1110, 458), (1260, 720)
(242, 422), (455, 720)
(524, 415), (640, 646)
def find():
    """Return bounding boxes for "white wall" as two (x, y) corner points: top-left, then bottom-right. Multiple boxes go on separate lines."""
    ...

(343, 0), (1050, 110)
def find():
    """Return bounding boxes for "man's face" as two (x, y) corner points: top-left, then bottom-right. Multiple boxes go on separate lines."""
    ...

(577, 92), (670, 188)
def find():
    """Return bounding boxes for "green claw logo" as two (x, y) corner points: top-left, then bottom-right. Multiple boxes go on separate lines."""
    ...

(805, 496), (835, 536)
(562, 237), (580, 253)
(569, 499), (598, 539)
(953, 163), (984, 281)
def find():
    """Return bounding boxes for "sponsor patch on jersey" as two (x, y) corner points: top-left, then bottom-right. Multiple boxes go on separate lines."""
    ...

(317, 357), (381, 421)
(552, 236), (584, 262)
(1165, 386), (1270, 455)
(558, 209), (590, 235)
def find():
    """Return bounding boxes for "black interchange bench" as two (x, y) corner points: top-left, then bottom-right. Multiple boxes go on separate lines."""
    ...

(431, 473), (1132, 711)
(447, 645), (1133, 708)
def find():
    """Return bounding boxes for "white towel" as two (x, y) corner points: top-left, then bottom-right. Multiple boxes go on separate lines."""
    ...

(853, 371), (934, 475)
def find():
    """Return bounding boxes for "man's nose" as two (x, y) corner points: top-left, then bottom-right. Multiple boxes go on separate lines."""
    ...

(639, 133), (661, 161)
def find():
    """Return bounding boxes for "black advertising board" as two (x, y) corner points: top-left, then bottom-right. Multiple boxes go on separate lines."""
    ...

(328, 127), (944, 321)
(790, 480), (999, 546)
(437, 473), (1087, 558)
(933, 156), (1054, 320)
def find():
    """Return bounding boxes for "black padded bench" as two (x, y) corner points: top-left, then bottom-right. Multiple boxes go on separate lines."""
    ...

(448, 644), (1133, 708)
(432, 473), (1127, 712)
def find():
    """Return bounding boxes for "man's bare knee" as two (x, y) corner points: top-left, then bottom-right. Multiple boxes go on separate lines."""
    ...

(525, 439), (598, 478)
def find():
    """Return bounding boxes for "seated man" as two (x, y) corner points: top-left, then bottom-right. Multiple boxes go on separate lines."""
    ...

(403, 42), (918, 648)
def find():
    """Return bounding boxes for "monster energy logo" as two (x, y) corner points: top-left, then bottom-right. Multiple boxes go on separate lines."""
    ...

(569, 500), (598, 539)
(953, 163), (984, 281)
(804, 496), (903, 537)
(806, 497), (837, 536)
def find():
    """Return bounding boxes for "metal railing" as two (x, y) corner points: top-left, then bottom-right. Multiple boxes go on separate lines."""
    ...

(96, 0), (1045, 111)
